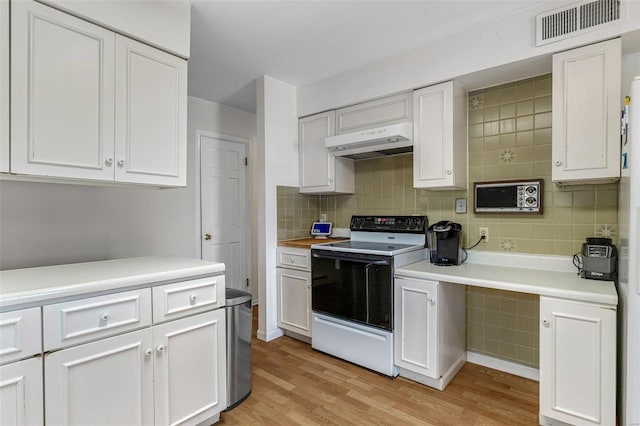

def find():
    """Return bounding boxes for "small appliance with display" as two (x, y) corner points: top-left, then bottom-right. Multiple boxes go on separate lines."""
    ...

(581, 237), (617, 280)
(311, 222), (332, 239)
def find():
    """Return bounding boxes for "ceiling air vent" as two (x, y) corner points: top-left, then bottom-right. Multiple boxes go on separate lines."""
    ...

(536, 0), (622, 46)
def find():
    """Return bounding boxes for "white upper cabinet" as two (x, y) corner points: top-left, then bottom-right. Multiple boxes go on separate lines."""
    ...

(0, 0), (9, 173)
(9, 0), (187, 187)
(11, 0), (116, 181)
(335, 93), (411, 134)
(299, 111), (354, 194)
(115, 36), (187, 186)
(552, 38), (621, 184)
(413, 81), (467, 190)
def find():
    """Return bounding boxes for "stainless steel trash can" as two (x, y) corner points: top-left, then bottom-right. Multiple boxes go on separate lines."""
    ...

(225, 288), (252, 410)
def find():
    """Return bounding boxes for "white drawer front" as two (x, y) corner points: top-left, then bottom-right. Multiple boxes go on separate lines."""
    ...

(0, 307), (41, 364)
(276, 247), (311, 271)
(43, 289), (152, 351)
(152, 275), (225, 323)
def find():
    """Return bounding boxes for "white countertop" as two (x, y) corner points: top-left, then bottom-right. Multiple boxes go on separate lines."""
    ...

(395, 252), (617, 306)
(0, 256), (225, 310)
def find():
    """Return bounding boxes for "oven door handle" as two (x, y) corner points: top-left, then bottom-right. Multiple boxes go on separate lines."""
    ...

(311, 252), (390, 266)
(365, 263), (374, 323)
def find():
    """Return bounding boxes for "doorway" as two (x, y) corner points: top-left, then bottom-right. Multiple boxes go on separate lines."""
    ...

(199, 133), (250, 292)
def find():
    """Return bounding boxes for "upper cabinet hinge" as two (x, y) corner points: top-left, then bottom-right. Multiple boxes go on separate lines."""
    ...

(245, 157), (248, 166)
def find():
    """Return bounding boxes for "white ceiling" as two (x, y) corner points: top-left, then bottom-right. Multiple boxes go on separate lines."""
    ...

(188, 0), (548, 113)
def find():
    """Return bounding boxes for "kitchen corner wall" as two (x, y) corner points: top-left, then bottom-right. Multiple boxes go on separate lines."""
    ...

(278, 74), (619, 368)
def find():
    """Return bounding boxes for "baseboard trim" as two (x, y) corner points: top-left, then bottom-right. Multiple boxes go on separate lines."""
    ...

(257, 328), (284, 342)
(466, 351), (539, 381)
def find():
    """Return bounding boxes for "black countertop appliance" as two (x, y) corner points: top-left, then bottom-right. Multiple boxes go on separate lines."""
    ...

(582, 237), (617, 280)
(427, 221), (463, 266)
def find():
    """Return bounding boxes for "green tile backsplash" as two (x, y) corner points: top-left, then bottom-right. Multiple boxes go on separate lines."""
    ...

(278, 74), (618, 368)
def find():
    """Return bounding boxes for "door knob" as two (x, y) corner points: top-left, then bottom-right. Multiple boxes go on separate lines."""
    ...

(204, 233), (212, 240)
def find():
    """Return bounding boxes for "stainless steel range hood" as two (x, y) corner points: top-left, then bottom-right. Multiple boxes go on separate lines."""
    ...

(325, 122), (413, 160)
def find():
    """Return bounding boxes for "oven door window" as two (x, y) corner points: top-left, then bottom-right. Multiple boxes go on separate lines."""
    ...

(311, 251), (393, 330)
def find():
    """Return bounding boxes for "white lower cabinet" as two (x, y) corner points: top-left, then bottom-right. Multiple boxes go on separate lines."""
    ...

(393, 278), (466, 390)
(276, 267), (312, 337)
(45, 328), (154, 426)
(0, 357), (44, 426)
(539, 296), (616, 426)
(276, 246), (312, 339)
(45, 309), (226, 426)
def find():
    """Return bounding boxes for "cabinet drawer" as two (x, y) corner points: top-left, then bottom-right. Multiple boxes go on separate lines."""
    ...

(0, 307), (41, 364)
(276, 247), (311, 271)
(43, 288), (152, 351)
(152, 275), (225, 323)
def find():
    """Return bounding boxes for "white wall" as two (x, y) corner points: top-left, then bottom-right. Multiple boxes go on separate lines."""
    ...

(0, 97), (257, 299)
(298, 1), (640, 116)
(255, 75), (298, 342)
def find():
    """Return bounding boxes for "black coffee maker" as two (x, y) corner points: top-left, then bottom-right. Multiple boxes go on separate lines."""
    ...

(427, 221), (463, 266)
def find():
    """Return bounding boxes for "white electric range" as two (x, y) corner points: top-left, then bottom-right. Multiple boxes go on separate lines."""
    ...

(310, 215), (428, 376)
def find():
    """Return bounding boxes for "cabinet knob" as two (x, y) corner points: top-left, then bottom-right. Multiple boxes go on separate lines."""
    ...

(542, 318), (550, 327)
(446, 169), (452, 175)
(156, 344), (165, 353)
(117, 159), (125, 167)
(204, 233), (212, 241)
(554, 160), (562, 167)
(290, 258), (296, 264)
(189, 294), (197, 302)
(428, 298), (436, 305)
(144, 348), (153, 357)
(100, 312), (110, 321)
(105, 157), (114, 166)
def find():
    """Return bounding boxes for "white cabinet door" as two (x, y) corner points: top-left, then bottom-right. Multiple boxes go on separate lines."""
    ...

(153, 310), (226, 426)
(413, 81), (466, 190)
(335, 93), (411, 134)
(11, 0), (115, 180)
(44, 329), (154, 426)
(299, 111), (354, 194)
(114, 35), (187, 186)
(0, 0), (9, 173)
(276, 267), (312, 337)
(394, 278), (438, 378)
(0, 357), (43, 426)
(552, 38), (621, 184)
(540, 297), (616, 426)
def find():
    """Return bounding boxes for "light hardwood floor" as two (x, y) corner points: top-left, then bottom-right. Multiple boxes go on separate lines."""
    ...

(218, 307), (539, 425)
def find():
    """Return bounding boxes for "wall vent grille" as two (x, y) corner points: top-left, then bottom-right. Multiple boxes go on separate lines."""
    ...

(536, 0), (622, 46)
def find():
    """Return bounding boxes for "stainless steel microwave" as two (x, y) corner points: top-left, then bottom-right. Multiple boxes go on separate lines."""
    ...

(474, 179), (543, 213)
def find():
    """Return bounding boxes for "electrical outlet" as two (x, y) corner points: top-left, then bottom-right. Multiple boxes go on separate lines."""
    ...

(479, 227), (489, 242)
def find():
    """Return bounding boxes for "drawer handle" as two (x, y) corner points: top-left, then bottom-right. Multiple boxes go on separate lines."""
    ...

(290, 258), (296, 263)
(100, 312), (110, 321)
(144, 348), (153, 357)
(189, 294), (197, 302)
(156, 344), (165, 354)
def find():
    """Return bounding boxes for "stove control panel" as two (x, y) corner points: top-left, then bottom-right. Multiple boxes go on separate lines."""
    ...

(350, 216), (428, 233)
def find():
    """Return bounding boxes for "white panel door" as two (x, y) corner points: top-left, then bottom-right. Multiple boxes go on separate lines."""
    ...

(552, 38), (621, 184)
(200, 136), (248, 291)
(45, 329), (154, 426)
(115, 35), (187, 186)
(153, 310), (226, 426)
(0, 0), (9, 173)
(276, 267), (311, 337)
(0, 358), (43, 426)
(394, 278), (438, 378)
(11, 0), (115, 180)
(299, 111), (336, 193)
(540, 297), (616, 426)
